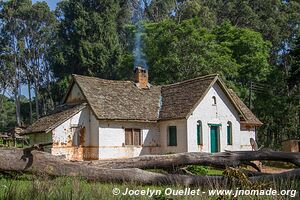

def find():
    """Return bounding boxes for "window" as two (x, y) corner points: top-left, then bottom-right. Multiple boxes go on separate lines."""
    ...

(227, 121), (232, 145)
(125, 128), (142, 146)
(212, 96), (217, 105)
(197, 121), (202, 145)
(168, 126), (177, 146)
(72, 127), (81, 146)
(133, 129), (142, 145)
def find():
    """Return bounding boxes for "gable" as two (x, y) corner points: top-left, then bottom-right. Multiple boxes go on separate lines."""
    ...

(189, 82), (240, 122)
(22, 103), (87, 135)
(159, 74), (261, 126)
(159, 75), (217, 120)
(65, 82), (85, 103)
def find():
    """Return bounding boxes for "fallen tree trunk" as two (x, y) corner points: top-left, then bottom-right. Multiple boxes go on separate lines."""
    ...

(91, 151), (300, 170)
(0, 148), (224, 186)
(0, 148), (299, 186)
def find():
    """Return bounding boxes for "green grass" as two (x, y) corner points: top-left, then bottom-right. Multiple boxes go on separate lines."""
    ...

(206, 167), (223, 175)
(0, 139), (27, 148)
(0, 176), (201, 200)
(0, 173), (299, 200)
(185, 165), (223, 176)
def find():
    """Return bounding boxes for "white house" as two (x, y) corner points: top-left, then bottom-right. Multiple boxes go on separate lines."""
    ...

(22, 67), (262, 160)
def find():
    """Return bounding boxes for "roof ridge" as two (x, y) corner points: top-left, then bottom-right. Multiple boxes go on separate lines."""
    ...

(72, 74), (132, 83)
(41, 102), (87, 118)
(162, 74), (219, 87)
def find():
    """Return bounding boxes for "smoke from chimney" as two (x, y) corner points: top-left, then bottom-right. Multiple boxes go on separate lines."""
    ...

(132, 0), (147, 69)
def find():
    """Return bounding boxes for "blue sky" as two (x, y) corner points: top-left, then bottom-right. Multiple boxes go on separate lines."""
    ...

(32, 0), (60, 10)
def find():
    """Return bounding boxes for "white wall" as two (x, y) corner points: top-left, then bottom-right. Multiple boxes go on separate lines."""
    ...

(187, 82), (248, 153)
(47, 79), (257, 160)
(240, 125), (256, 150)
(98, 121), (160, 159)
(51, 107), (90, 159)
(159, 119), (187, 154)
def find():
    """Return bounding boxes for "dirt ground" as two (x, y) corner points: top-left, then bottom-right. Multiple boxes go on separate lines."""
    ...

(261, 166), (293, 173)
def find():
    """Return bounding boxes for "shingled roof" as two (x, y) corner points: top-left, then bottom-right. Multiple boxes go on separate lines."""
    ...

(22, 103), (87, 135)
(68, 74), (261, 124)
(71, 75), (161, 121)
(24, 73), (262, 135)
(159, 74), (262, 125)
(228, 89), (263, 125)
(160, 74), (217, 120)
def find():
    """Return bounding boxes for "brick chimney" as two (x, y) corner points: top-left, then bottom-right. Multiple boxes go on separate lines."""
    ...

(134, 66), (149, 89)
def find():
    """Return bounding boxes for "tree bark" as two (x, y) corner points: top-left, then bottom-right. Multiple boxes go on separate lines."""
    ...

(0, 148), (299, 186)
(0, 148), (223, 186)
(90, 151), (300, 170)
(27, 78), (33, 124)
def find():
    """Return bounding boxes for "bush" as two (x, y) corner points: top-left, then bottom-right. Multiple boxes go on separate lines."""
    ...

(186, 165), (208, 175)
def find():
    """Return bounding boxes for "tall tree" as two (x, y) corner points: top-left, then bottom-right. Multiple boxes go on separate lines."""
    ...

(51, 0), (128, 80)
(144, 0), (300, 62)
(288, 36), (300, 134)
(144, 19), (271, 91)
(21, 1), (56, 120)
(0, 0), (31, 126)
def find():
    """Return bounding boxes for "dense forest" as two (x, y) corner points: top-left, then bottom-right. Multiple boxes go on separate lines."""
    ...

(0, 0), (299, 149)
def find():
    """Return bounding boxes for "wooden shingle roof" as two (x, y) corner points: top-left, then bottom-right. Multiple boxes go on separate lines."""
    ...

(24, 73), (262, 135)
(72, 74), (262, 125)
(22, 103), (87, 135)
(72, 75), (161, 121)
(160, 74), (217, 120)
(228, 89), (263, 125)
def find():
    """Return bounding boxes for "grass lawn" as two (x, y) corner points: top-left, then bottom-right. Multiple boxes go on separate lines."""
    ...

(0, 168), (299, 200)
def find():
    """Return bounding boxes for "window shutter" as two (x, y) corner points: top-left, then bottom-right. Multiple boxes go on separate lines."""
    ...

(125, 129), (133, 145)
(197, 123), (202, 145)
(168, 126), (177, 146)
(133, 129), (141, 145)
(227, 124), (232, 145)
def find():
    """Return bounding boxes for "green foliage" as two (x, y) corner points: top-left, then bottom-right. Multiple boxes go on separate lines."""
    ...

(51, 0), (129, 80)
(252, 36), (300, 148)
(215, 22), (272, 85)
(0, 95), (16, 131)
(289, 37), (300, 90)
(144, 0), (178, 22)
(185, 165), (223, 175)
(0, 94), (33, 130)
(145, 0), (300, 54)
(144, 18), (271, 92)
(186, 165), (208, 175)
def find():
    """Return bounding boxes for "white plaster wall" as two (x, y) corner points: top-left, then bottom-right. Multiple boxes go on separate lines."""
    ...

(51, 107), (90, 156)
(240, 126), (256, 150)
(89, 110), (99, 146)
(187, 82), (243, 153)
(159, 119), (187, 154)
(98, 121), (160, 159)
(66, 83), (85, 103)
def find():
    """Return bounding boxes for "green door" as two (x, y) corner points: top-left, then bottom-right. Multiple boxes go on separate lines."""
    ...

(210, 126), (218, 153)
